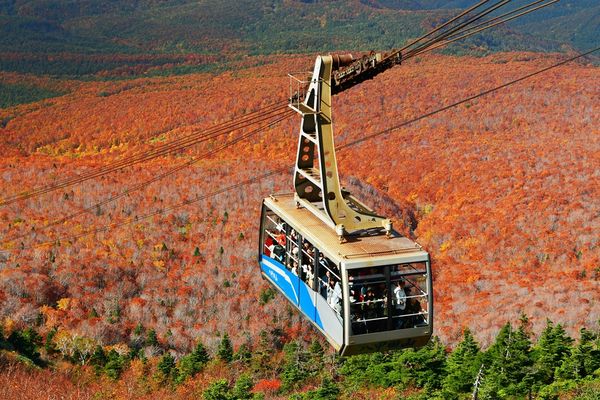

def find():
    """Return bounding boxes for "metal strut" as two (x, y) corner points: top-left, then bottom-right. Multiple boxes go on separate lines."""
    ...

(290, 55), (392, 241)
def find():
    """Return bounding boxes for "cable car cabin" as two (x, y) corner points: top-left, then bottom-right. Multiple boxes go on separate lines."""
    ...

(258, 193), (432, 356)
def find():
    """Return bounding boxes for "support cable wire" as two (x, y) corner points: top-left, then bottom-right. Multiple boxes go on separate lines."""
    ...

(0, 0), (560, 207)
(7, 47), (597, 252)
(1, 102), (286, 205)
(340, 47), (598, 149)
(1, 110), (293, 245)
(0, 0), (571, 245)
(336, 0), (556, 93)
(394, 0), (494, 54)
(0, 100), (287, 206)
(437, 0), (557, 43)
(20, 167), (292, 250)
(404, 0), (515, 58)
(410, 0), (560, 57)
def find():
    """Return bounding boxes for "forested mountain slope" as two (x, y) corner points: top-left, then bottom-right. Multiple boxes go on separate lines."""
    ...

(0, 0), (595, 59)
(0, 1), (598, 398)
(0, 50), (598, 398)
(1, 51), (598, 349)
(375, 0), (599, 50)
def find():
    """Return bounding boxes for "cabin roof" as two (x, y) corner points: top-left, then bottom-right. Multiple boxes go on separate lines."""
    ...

(264, 193), (429, 267)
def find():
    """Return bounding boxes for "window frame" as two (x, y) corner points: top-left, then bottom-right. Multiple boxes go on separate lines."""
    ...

(346, 262), (430, 336)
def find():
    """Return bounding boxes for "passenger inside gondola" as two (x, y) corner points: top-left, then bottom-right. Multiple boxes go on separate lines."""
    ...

(327, 279), (342, 315)
(276, 231), (286, 247)
(303, 263), (314, 287)
(320, 270), (330, 297)
(272, 239), (285, 263)
(393, 280), (406, 310)
(264, 235), (273, 257)
(351, 310), (367, 334)
(316, 251), (342, 316)
(405, 287), (426, 327)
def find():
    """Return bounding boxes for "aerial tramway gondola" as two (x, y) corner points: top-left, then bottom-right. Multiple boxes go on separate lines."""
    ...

(258, 53), (432, 355)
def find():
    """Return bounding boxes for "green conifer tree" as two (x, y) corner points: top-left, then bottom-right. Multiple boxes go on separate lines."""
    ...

(234, 342), (252, 365)
(251, 330), (272, 376)
(307, 339), (324, 375)
(134, 323), (144, 336)
(146, 329), (159, 347)
(281, 341), (309, 391)
(89, 345), (108, 375)
(157, 353), (176, 383)
(217, 333), (233, 363)
(45, 327), (58, 354)
(480, 318), (535, 398)
(192, 340), (210, 365)
(232, 373), (254, 400)
(312, 376), (339, 400)
(8, 328), (42, 364)
(556, 327), (599, 381)
(396, 337), (447, 390)
(337, 353), (373, 390)
(533, 320), (574, 385)
(507, 316), (535, 397)
(479, 322), (512, 397)
(176, 355), (196, 384)
(177, 340), (211, 383)
(104, 349), (126, 380)
(442, 328), (481, 396)
(203, 379), (231, 400)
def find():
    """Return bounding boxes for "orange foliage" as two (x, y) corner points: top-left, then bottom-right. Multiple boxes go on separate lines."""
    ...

(0, 52), (598, 352)
(253, 378), (282, 395)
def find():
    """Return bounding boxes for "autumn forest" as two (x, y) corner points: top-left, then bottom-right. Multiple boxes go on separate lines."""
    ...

(1, 0), (600, 399)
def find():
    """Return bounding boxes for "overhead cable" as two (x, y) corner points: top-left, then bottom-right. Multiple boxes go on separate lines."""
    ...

(412, 0), (561, 57)
(1, 110), (293, 246)
(7, 47), (597, 252)
(0, 101), (287, 206)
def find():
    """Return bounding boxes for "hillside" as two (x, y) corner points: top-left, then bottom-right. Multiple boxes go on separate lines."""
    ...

(0, 50), (599, 397)
(0, 0), (594, 79)
(1, 0), (596, 114)
(1, 50), (598, 345)
(0, 1), (599, 397)
(377, 0), (599, 49)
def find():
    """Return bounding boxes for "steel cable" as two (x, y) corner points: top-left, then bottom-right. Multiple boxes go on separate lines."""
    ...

(404, 0), (514, 59)
(7, 47), (597, 252)
(410, 0), (560, 57)
(393, 0), (494, 55)
(0, 100), (287, 206)
(0, 0), (576, 249)
(1, 109), (293, 246)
